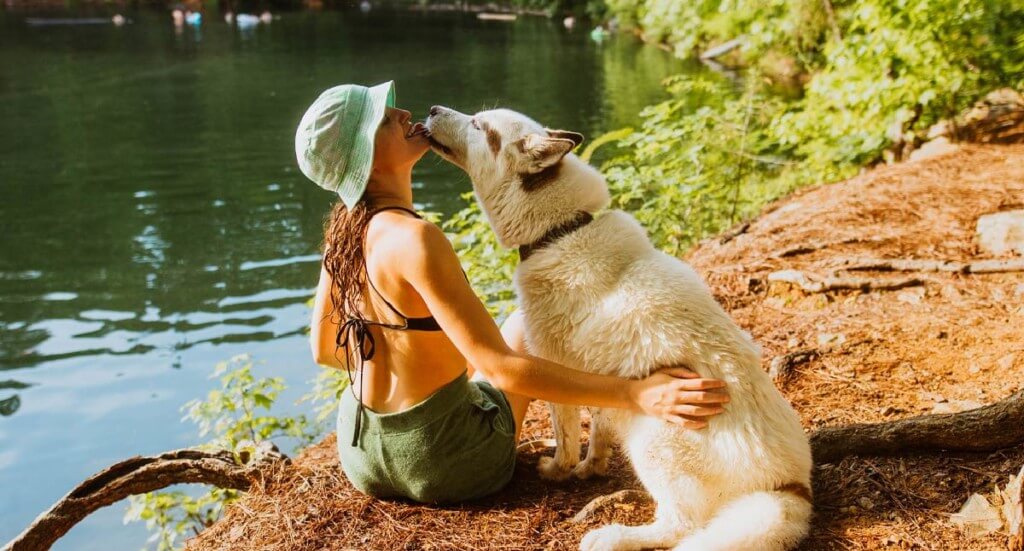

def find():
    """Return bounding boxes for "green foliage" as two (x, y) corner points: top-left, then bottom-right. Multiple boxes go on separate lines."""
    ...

(601, 75), (798, 255)
(124, 355), (319, 551)
(123, 488), (236, 551)
(182, 354), (317, 450)
(299, 366), (350, 424)
(776, 0), (1024, 171)
(605, 0), (1024, 170)
(443, 194), (519, 319)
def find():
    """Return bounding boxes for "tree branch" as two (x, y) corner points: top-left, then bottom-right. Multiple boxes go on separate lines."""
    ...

(4, 446), (287, 551)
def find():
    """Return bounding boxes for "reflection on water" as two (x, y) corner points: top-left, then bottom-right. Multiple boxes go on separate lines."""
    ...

(0, 8), (698, 548)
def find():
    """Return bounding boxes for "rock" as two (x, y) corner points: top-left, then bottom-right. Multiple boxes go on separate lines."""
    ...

(909, 136), (959, 161)
(941, 284), (962, 300)
(999, 466), (1023, 550)
(816, 332), (846, 349)
(897, 287), (925, 305)
(951, 493), (1003, 538)
(977, 210), (1024, 256)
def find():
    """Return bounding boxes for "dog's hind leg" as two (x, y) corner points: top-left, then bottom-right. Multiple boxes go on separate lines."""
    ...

(669, 488), (812, 551)
(538, 402), (581, 481)
(578, 502), (689, 551)
(573, 407), (614, 479)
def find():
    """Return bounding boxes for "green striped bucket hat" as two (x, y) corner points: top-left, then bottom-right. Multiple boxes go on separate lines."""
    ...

(295, 80), (396, 209)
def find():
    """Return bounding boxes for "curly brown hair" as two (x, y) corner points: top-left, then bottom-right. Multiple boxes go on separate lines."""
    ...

(321, 201), (373, 342)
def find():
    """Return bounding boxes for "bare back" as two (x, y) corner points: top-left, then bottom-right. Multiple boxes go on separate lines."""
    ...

(349, 209), (468, 413)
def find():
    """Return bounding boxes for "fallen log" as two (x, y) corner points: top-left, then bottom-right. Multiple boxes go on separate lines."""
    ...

(810, 389), (1024, 464)
(3, 445), (287, 551)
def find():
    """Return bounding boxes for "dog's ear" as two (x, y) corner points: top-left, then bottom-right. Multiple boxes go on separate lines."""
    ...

(545, 128), (584, 149)
(516, 133), (576, 173)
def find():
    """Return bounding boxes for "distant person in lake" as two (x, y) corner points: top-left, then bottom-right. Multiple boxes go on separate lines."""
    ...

(296, 81), (729, 504)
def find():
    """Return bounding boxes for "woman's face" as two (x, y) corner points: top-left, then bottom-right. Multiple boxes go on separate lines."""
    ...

(372, 106), (430, 171)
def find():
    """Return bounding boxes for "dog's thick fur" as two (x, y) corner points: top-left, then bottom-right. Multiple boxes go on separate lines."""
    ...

(426, 107), (813, 551)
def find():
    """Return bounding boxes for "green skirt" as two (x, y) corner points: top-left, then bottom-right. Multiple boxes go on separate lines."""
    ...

(337, 371), (516, 504)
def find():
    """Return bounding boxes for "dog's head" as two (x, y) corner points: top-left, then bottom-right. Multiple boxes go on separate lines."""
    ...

(425, 106), (610, 248)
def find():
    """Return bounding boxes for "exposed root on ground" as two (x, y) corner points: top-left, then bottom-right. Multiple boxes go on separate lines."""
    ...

(767, 269), (924, 293)
(570, 490), (651, 524)
(812, 390), (1024, 464)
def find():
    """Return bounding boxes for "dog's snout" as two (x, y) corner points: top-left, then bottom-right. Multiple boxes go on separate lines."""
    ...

(429, 105), (442, 117)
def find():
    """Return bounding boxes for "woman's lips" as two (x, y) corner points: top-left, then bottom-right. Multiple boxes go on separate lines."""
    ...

(406, 122), (429, 139)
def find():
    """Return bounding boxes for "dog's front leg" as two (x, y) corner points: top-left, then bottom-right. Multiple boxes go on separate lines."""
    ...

(538, 402), (581, 481)
(573, 407), (614, 479)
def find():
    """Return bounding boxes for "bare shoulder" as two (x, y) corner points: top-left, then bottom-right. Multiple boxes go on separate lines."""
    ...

(367, 211), (453, 267)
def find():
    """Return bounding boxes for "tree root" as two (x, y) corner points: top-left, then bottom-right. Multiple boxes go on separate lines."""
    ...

(770, 236), (885, 259)
(570, 489), (651, 524)
(838, 257), (1024, 274)
(3, 445), (287, 551)
(769, 349), (819, 383)
(718, 222), (750, 245)
(767, 269), (923, 293)
(810, 390), (1024, 464)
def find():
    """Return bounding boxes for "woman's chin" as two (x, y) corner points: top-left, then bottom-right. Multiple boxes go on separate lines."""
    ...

(407, 139), (431, 161)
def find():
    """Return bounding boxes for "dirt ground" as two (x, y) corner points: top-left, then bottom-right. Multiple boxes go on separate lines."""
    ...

(189, 144), (1024, 551)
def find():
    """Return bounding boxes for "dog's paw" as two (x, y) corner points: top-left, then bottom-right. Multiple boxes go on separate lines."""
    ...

(538, 455), (574, 481)
(573, 455), (610, 480)
(579, 525), (624, 551)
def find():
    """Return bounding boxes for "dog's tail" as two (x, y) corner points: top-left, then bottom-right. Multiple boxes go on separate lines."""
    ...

(670, 485), (812, 551)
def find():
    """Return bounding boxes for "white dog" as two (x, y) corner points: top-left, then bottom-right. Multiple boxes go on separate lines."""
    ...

(425, 106), (813, 551)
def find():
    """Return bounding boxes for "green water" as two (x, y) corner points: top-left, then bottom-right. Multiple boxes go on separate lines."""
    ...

(0, 8), (694, 548)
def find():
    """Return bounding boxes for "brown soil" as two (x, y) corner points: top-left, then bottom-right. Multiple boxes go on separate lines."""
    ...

(189, 144), (1024, 551)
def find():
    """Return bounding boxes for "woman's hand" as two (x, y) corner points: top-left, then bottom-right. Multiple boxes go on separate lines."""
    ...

(627, 367), (729, 429)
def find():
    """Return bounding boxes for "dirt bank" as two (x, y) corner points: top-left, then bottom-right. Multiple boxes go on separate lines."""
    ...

(189, 144), (1024, 550)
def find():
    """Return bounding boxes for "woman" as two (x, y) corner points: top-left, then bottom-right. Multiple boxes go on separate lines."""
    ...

(297, 81), (728, 504)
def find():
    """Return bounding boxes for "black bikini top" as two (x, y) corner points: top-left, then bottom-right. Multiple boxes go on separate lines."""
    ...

(338, 205), (442, 446)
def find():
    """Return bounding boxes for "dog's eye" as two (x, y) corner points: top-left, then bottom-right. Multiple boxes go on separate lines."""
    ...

(470, 119), (480, 130)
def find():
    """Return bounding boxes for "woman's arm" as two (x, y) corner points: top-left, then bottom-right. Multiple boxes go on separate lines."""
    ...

(401, 222), (727, 426)
(310, 264), (344, 369)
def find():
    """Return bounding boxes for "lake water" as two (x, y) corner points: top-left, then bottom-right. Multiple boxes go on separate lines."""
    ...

(0, 8), (692, 549)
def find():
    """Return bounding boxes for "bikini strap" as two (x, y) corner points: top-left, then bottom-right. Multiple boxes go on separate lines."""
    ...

(370, 205), (422, 219)
(364, 205), (437, 326)
(363, 264), (412, 327)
